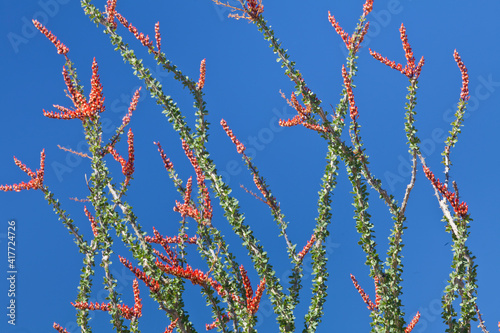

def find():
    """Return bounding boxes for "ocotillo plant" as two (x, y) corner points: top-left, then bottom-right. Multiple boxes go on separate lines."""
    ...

(1, 0), (498, 332)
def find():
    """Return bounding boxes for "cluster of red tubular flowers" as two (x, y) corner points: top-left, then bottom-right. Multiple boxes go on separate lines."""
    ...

(246, 0), (264, 20)
(373, 275), (381, 308)
(156, 260), (211, 286)
(0, 150), (45, 192)
(220, 119), (246, 154)
(239, 265), (266, 315)
(132, 279), (142, 317)
(155, 22), (161, 53)
(106, 0), (118, 29)
(83, 206), (98, 237)
(206, 314), (231, 331)
(342, 65), (358, 121)
(122, 88), (141, 127)
(298, 234), (316, 260)
(278, 93), (329, 133)
(145, 227), (198, 245)
(164, 318), (179, 333)
(53, 323), (69, 333)
(154, 141), (174, 170)
(350, 274), (377, 311)
(405, 311), (421, 333)
(328, 9), (370, 53)
(197, 59), (207, 90)
(363, 0), (374, 17)
(422, 166), (468, 218)
(32, 20), (69, 55)
(174, 176), (201, 218)
(369, 23), (425, 80)
(181, 140), (213, 222)
(72, 296), (141, 320)
(44, 58), (105, 120)
(453, 50), (470, 101)
(108, 128), (135, 185)
(115, 12), (154, 50)
(119, 256), (161, 293)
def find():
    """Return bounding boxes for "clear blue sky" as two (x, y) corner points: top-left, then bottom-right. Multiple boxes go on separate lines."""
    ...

(1, 1), (500, 332)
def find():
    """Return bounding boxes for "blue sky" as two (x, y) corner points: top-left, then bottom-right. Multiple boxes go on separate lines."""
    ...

(1, 1), (500, 332)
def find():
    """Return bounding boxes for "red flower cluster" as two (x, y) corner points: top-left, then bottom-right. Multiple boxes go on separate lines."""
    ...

(342, 65), (358, 121)
(122, 88), (141, 127)
(246, 0), (264, 20)
(197, 59), (206, 90)
(53, 323), (69, 333)
(363, 0), (374, 17)
(173, 176), (201, 219)
(107, 128), (135, 185)
(240, 265), (266, 315)
(405, 311), (421, 333)
(145, 227), (198, 245)
(0, 150), (45, 192)
(84, 206), (98, 237)
(220, 119), (246, 154)
(350, 274), (377, 311)
(154, 141), (174, 170)
(115, 12), (154, 51)
(453, 50), (470, 101)
(164, 318), (179, 333)
(72, 279), (143, 320)
(44, 59), (105, 120)
(278, 93), (329, 133)
(32, 20), (69, 55)
(106, 0), (118, 29)
(369, 24), (425, 79)
(206, 314), (231, 331)
(119, 256), (161, 293)
(422, 166), (468, 218)
(155, 22), (161, 53)
(181, 140), (213, 222)
(297, 234), (316, 260)
(328, 0), (371, 54)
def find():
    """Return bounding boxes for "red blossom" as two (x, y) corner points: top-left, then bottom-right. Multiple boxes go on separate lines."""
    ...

(350, 274), (377, 311)
(119, 256), (161, 293)
(422, 166), (468, 218)
(32, 20), (69, 55)
(115, 12), (154, 50)
(155, 22), (161, 52)
(44, 59), (105, 121)
(453, 50), (470, 101)
(206, 314), (231, 331)
(342, 65), (358, 121)
(328, 6), (370, 53)
(122, 88), (141, 127)
(164, 318), (179, 333)
(197, 58), (206, 90)
(106, 0), (118, 29)
(363, 0), (374, 16)
(53, 323), (69, 333)
(405, 312), (421, 332)
(145, 227), (198, 245)
(181, 140), (213, 223)
(154, 141), (174, 170)
(370, 23), (425, 79)
(132, 279), (142, 317)
(107, 128), (135, 185)
(239, 265), (266, 315)
(220, 119), (246, 154)
(84, 206), (98, 237)
(1, 150), (45, 192)
(298, 234), (316, 260)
